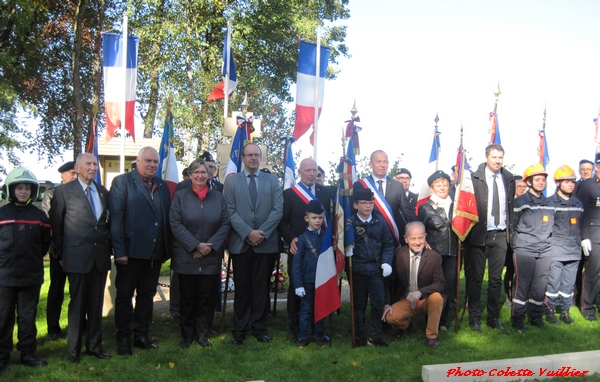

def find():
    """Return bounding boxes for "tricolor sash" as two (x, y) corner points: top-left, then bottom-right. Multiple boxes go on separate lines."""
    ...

(360, 177), (399, 244)
(292, 183), (329, 228)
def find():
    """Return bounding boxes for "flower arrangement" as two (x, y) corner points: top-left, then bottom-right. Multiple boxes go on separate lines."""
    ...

(270, 262), (289, 292)
(220, 260), (234, 293)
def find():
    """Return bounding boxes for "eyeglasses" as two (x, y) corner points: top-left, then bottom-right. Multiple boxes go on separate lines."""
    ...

(192, 170), (208, 176)
(243, 153), (260, 158)
(516, 185), (528, 189)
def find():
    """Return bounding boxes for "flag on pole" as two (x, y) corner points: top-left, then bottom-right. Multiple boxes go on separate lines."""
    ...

(415, 182), (432, 216)
(314, 221), (342, 322)
(102, 33), (138, 142)
(488, 111), (501, 145)
(208, 25), (237, 101)
(451, 144), (479, 241)
(86, 118), (102, 185)
(429, 128), (441, 163)
(158, 112), (179, 199)
(293, 40), (330, 143)
(538, 129), (549, 169)
(282, 137), (296, 190)
(225, 115), (253, 177)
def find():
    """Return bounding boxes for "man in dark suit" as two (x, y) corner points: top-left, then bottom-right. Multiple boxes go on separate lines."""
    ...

(354, 150), (409, 246)
(463, 144), (515, 332)
(109, 147), (172, 356)
(279, 158), (333, 340)
(50, 153), (112, 363)
(383, 221), (444, 348)
(576, 153), (600, 321)
(224, 143), (283, 345)
(394, 168), (418, 222)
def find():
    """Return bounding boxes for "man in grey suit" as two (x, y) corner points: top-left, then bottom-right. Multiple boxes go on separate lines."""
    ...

(224, 143), (283, 345)
(50, 153), (112, 363)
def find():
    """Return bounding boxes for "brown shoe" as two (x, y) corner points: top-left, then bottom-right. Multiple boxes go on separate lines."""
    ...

(425, 338), (438, 348)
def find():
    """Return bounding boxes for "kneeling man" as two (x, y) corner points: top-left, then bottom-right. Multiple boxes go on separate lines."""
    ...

(382, 221), (445, 348)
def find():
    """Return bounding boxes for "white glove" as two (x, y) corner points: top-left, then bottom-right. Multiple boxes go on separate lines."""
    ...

(381, 263), (392, 277)
(582, 239), (592, 257)
(345, 245), (354, 257)
(295, 287), (306, 297)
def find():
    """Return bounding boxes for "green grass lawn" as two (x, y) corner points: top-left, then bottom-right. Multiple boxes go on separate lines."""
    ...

(4, 259), (600, 381)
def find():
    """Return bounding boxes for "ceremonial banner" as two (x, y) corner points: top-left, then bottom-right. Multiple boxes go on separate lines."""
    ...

(158, 113), (179, 199)
(283, 137), (296, 190)
(225, 115), (252, 177)
(102, 33), (138, 142)
(86, 118), (102, 185)
(314, 221), (341, 322)
(209, 25), (237, 101)
(293, 41), (330, 142)
(452, 145), (479, 241)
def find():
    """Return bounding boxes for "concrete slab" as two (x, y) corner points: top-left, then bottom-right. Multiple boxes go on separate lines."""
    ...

(423, 351), (599, 381)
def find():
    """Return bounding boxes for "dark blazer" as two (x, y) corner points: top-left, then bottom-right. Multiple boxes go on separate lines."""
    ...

(109, 169), (172, 261)
(576, 178), (600, 243)
(354, 175), (409, 244)
(463, 163), (515, 247)
(50, 179), (112, 274)
(170, 187), (230, 275)
(405, 190), (418, 222)
(384, 247), (445, 306)
(223, 170), (283, 254)
(278, 183), (333, 245)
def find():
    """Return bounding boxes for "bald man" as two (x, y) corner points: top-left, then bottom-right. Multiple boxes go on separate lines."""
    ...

(278, 158), (333, 341)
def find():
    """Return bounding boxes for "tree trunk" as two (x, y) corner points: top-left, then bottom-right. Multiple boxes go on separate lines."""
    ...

(71, 0), (89, 159)
(90, 0), (106, 140)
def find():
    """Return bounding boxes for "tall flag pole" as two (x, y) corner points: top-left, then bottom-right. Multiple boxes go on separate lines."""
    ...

(293, 39), (331, 153)
(488, 83), (502, 146)
(538, 106), (550, 196)
(594, 106), (600, 155)
(429, 113), (441, 169)
(209, 21), (237, 108)
(225, 95), (253, 177)
(86, 118), (102, 185)
(282, 135), (296, 190)
(158, 112), (179, 199)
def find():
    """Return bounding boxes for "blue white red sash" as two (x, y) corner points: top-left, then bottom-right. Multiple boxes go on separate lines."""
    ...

(360, 177), (399, 244)
(292, 183), (328, 228)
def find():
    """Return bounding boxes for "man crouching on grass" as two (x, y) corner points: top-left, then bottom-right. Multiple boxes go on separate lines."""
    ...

(382, 221), (445, 348)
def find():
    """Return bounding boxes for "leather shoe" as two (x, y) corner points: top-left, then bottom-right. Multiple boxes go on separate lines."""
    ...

(181, 338), (193, 349)
(87, 350), (111, 359)
(469, 319), (482, 332)
(21, 354), (48, 367)
(512, 319), (528, 330)
(296, 338), (309, 347)
(426, 338), (439, 348)
(67, 355), (80, 363)
(134, 337), (158, 350)
(197, 337), (212, 348)
(530, 317), (546, 328)
(487, 319), (506, 330)
(585, 315), (598, 321)
(48, 333), (61, 341)
(255, 335), (270, 343)
(231, 337), (244, 345)
(117, 339), (133, 356)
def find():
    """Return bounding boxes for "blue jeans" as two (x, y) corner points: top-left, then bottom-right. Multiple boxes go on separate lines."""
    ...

(298, 283), (324, 340)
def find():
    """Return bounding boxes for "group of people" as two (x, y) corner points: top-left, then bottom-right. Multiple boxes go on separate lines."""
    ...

(1, 141), (600, 372)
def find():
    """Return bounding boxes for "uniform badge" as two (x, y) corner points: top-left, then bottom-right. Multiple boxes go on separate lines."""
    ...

(571, 217), (577, 225)
(542, 215), (549, 222)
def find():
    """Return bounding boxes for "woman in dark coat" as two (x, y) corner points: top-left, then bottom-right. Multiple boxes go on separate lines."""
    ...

(418, 170), (457, 331)
(170, 159), (230, 348)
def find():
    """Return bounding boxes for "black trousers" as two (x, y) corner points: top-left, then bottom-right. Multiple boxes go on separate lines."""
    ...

(115, 259), (161, 341)
(512, 252), (551, 320)
(352, 271), (384, 340)
(465, 231), (507, 323)
(287, 253), (301, 335)
(67, 266), (108, 357)
(582, 243), (600, 317)
(231, 248), (274, 339)
(46, 254), (67, 335)
(178, 273), (218, 341)
(0, 285), (40, 361)
(440, 256), (457, 327)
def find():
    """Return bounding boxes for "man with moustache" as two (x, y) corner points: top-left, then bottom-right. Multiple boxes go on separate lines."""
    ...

(50, 153), (112, 362)
(463, 144), (515, 331)
(109, 147), (172, 355)
(354, 150), (410, 247)
(279, 158), (333, 341)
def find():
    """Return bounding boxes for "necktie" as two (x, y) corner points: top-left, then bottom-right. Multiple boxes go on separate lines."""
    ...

(492, 175), (500, 227)
(377, 180), (384, 195)
(249, 174), (257, 208)
(410, 255), (419, 293)
(86, 186), (96, 220)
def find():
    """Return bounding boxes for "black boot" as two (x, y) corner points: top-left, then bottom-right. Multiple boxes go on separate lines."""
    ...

(545, 308), (560, 325)
(560, 310), (574, 324)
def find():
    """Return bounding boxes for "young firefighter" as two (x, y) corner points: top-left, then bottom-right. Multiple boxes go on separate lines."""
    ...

(349, 188), (394, 347)
(292, 200), (329, 347)
(545, 165), (583, 325)
(0, 168), (51, 372)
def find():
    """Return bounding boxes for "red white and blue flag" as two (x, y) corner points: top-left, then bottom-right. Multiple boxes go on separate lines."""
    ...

(102, 33), (138, 142)
(452, 144), (479, 241)
(225, 115), (253, 177)
(282, 137), (296, 190)
(429, 127), (441, 163)
(314, 221), (341, 322)
(209, 25), (237, 101)
(86, 118), (102, 185)
(293, 40), (330, 144)
(489, 111), (501, 145)
(158, 112), (179, 199)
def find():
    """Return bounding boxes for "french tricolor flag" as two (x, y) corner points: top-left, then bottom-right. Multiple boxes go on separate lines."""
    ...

(293, 41), (330, 143)
(102, 33), (139, 142)
(314, 221), (341, 322)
